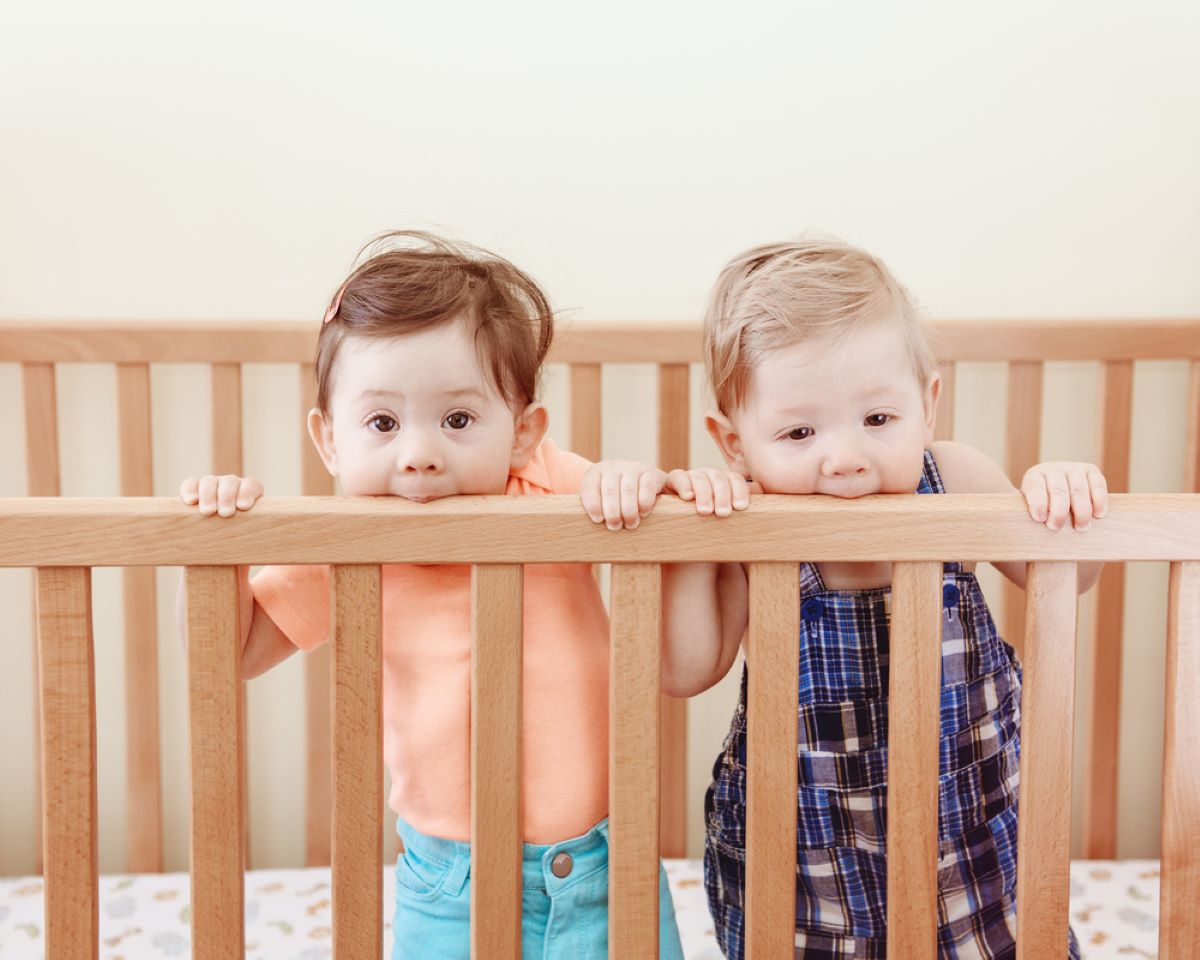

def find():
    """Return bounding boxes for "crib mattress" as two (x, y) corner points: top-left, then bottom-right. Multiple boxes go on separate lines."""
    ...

(0, 859), (1160, 959)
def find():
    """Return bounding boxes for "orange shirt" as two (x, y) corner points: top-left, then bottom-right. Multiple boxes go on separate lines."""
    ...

(251, 439), (609, 843)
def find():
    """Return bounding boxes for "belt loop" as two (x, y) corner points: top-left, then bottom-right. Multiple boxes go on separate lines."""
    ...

(444, 847), (471, 897)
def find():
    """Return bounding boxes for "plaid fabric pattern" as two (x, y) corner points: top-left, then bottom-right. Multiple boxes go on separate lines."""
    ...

(703, 451), (1080, 959)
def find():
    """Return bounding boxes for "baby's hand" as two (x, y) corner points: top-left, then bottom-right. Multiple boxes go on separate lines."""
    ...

(180, 475), (265, 518)
(1020, 462), (1108, 531)
(581, 461), (669, 530)
(665, 468), (752, 518)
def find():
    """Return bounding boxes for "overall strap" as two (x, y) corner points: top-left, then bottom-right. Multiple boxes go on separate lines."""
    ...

(918, 449), (963, 574)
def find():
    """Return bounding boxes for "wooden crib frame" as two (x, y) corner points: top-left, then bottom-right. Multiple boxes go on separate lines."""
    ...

(4, 494), (1200, 959)
(2, 318), (1200, 958)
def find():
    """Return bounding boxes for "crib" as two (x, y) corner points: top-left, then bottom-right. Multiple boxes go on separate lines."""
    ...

(1, 318), (1198, 959)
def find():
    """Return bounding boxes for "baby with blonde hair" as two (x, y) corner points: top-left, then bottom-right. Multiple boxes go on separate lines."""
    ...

(630, 237), (1104, 958)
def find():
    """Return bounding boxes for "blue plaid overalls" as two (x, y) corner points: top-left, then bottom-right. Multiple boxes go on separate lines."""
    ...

(703, 451), (1080, 959)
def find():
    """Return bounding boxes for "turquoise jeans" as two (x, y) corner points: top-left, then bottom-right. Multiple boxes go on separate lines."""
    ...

(391, 817), (685, 959)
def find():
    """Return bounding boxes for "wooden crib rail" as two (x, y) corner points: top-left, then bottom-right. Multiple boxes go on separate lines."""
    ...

(14, 495), (1200, 959)
(5, 316), (1200, 875)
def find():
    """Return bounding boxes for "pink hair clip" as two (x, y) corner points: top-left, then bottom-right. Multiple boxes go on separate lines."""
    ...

(323, 282), (348, 325)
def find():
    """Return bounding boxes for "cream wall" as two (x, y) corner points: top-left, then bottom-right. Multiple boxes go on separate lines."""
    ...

(1, 1), (1198, 874)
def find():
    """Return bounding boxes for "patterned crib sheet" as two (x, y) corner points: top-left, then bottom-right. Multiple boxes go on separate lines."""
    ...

(0, 859), (1160, 959)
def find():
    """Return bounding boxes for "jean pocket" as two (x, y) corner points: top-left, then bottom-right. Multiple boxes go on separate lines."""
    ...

(395, 846), (458, 902)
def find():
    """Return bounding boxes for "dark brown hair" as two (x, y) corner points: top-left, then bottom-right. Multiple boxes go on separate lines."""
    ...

(315, 231), (554, 413)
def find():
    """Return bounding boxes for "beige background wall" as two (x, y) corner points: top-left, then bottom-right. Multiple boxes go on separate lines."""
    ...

(1, 1), (1197, 874)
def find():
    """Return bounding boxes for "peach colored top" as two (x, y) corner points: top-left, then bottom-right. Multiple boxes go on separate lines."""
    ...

(251, 440), (609, 843)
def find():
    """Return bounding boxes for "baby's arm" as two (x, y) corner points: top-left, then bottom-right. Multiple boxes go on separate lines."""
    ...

(177, 474), (298, 679)
(930, 441), (1106, 593)
(580, 462), (751, 695)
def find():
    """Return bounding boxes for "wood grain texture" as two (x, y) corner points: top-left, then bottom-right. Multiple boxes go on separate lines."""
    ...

(1015, 562), (1078, 960)
(185, 566), (245, 960)
(657, 362), (690, 859)
(885, 562), (943, 956)
(471, 565), (523, 960)
(37, 567), (97, 960)
(23, 361), (59, 876)
(331, 566), (383, 960)
(301, 362), (335, 867)
(744, 563), (800, 959)
(1004, 361), (1044, 660)
(3, 495), (1199, 566)
(935, 361), (956, 442)
(1082, 360), (1132, 860)
(117, 363), (163, 873)
(610, 564), (662, 958)
(1160, 562), (1200, 959)
(570, 363), (602, 462)
(4, 318), (1200, 363)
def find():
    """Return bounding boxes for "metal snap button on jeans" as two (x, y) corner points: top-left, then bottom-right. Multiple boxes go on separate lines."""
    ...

(550, 852), (573, 878)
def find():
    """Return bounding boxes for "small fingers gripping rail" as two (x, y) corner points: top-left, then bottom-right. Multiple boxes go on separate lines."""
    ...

(5, 495), (1200, 958)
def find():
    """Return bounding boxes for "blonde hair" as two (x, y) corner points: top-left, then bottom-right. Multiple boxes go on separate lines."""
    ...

(703, 237), (935, 414)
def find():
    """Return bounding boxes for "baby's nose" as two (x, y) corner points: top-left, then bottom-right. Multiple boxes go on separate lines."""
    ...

(396, 435), (443, 473)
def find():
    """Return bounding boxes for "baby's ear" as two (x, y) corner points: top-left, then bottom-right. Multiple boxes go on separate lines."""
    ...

(922, 370), (942, 444)
(511, 403), (549, 469)
(307, 408), (339, 477)
(705, 411), (749, 477)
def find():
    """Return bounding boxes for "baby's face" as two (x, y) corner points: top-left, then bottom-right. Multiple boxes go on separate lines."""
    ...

(715, 320), (938, 497)
(313, 316), (535, 500)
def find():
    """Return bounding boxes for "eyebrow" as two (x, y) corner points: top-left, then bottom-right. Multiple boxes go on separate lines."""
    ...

(354, 387), (489, 404)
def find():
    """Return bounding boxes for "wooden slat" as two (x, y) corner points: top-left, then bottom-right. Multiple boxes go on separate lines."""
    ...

(1187, 359), (1200, 493)
(471, 564), (523, 960)
(1160, 561), (1200, 958)
(185, 566), (245, 960)
(657, 363), (690, 859)
(6, 494), (1200, 566)
(935, 361), (956, 441)
(1082, 360), (1132, 859)
(331, 565), (383, 960)
(209, 362), (250, 870)
(744, 562), (800, 958)
(1015, 562), (1078, 960)
(610, 563), (662, 958)
(301, 363), (335, 868)
(24, 362), (59, 876)
(885, 562), (943, 955)
(570, 363), (602, 462)
(117, 363), (164, 873)
(37, 567), (97, 959)
(1004, 361), (1044, 659)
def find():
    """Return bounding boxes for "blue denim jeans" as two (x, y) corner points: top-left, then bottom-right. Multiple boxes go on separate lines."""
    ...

(391, 817), (684, 959)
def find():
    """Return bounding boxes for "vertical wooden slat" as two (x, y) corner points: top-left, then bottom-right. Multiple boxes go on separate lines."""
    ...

(210, 362), (251, 870)
(301, 363), (336, 868)
(117, 362), (164, 873)
(1015, 562), (1078, 960)
(1160, 561), (1200, 959)
(570, 363), (602, 462)
(610, 563), (663, 958)
(1187, 359), (1200, 494)
(657, 363), (689, 859)
(744, 562), (800, 959)
(1003, 361), (1044, 659)
(1082, 360), (1132, 859)
(24, 362), (60, 875)
(886, 562), (943, 955)
(186, 566), (245, 960)
(934, 361), (956, 441)
(331, 565), (383, 960)
(471, 564), (524, 960)
(37, 567), (98, 959)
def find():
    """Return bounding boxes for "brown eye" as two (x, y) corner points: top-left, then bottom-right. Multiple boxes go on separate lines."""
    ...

(443, 412), (473, 430)
(865, 414), (891, 427)
(368, 415), (397, 433)
(787, 426), (813, 441)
